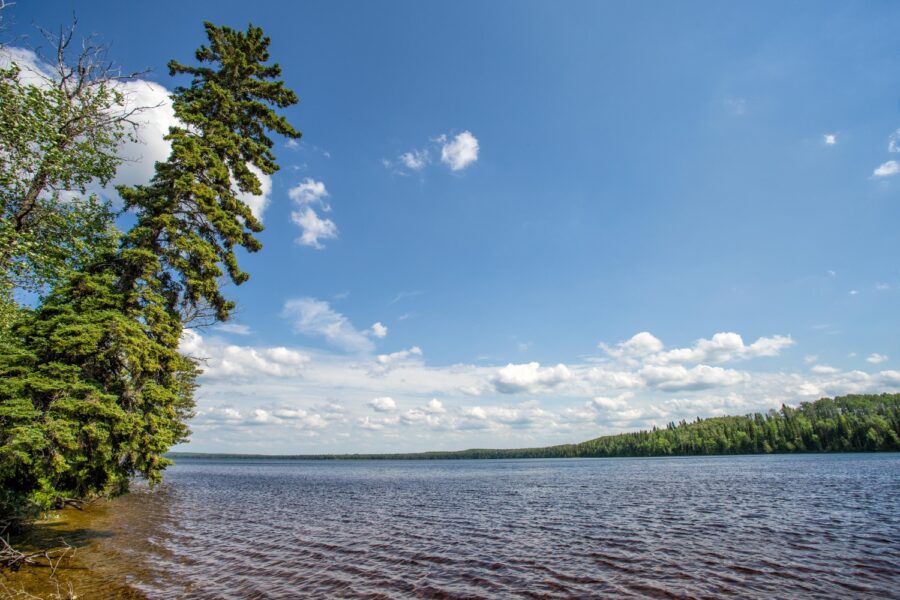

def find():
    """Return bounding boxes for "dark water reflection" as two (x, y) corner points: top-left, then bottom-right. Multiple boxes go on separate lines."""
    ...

(4, 454), (899, 598)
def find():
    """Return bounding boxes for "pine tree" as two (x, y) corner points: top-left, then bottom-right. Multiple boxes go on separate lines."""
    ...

(118, 22), (300, 323)
(0, 22), (299, 519)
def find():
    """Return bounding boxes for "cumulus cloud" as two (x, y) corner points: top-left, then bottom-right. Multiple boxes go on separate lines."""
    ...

(385, 132), (479, 175)
(873, 160), (900, 178)
(824, 134), (836, 145)
(600, 332), (792, 366)
(368, 396), (397, 412)
(599, 332), (664, 359)
(425, 399), (446, 414)
(179, 330), (309, 378)
(376, 346), (423, 366)
(291, 208), (338, 249)
(173, 326), (900, 454)
(583, 393), (666, 424)
(193, 405), (329, 430)
(654, 333), (794, 365)
(282, 298), (374, 353)
(639, 364), (746, 392)
(370, 322), (388, 339)
(458, 402), (557, 430)
(590, 393), (632, 413)
(867, 353), (888, 364)
(289, 178), (337, 248)
(440, 131), (480, 171)
(289, 178), (329, 206)
(492, 362), (572, 394)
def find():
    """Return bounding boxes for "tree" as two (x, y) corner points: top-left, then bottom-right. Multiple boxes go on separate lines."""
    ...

(0, 21), (147, 335)
(0, 21), (300, 520)
(118, 22), (301, 324)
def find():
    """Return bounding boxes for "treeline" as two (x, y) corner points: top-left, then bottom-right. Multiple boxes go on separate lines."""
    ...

(172, 394), (900, 461)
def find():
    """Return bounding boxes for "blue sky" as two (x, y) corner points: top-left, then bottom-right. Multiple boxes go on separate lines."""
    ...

(4, 1), (899, 452)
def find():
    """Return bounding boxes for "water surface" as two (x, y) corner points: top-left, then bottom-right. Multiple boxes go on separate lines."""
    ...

(5, 454), (899, 598)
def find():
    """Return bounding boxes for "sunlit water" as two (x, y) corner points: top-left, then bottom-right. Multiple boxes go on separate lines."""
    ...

(4, 454), (899, 598)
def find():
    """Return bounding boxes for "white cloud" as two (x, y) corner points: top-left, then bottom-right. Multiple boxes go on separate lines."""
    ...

(399, 149), (429, 171)
(440, 131), (479, 171)
(376, 346), (423, 366)
(590, 393), (632, 412)
(824, 134), (836, 145)
(1, 47), (280, 221)
(600, 331), (793, 366)
(653, 332), (794, 365)
(889, 129), (900, 152)
(492, 362), (572, 394)
(179, 330), (309, 378)
(1, 47), (178, 202)
(235, 164), (272, 221)
(873, 160), (900, 177)
(291, 207), (338, 249)
(600, 332), (664, 359)
(458, 403), (557, 430)
(867, 353), (888, 364)
(193, 404), (330, 431)
(0, 47), (57, 83)
(215, 323), (252, 336)
(370, 322), (388, 339)
(282, 298), (374, 353)
(639, 364), (746, 392)
(289, 178), (330, 207)
(173, 327), (900, 454)
(368, 397), (397, 412)
(289, 178), (337, 248)
(425, 399), (446, 414)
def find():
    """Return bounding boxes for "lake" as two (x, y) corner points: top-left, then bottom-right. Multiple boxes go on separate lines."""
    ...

(4, 454), (899, 598)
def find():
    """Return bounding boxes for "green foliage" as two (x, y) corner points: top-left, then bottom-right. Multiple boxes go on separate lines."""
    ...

(0, 59), (129, 301)
(0, 252), (197, 517)
(0, 22), (298, 521)
(118, 22), (300, 322)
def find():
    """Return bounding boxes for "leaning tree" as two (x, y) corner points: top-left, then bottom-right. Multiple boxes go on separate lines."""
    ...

(0, 21), (301, 521)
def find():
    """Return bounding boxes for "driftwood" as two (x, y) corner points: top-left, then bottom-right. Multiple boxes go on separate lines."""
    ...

(0, 579), (77, 600)
(50, 499), (84, 512)
(0, 536), (74, 574)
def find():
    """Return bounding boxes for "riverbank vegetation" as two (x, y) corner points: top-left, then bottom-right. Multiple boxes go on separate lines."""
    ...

(171, 394), (900, 460)
(0, 14), (299, 530)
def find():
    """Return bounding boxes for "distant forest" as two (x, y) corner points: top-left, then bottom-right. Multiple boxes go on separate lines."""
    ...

(173, 393), (900, 460)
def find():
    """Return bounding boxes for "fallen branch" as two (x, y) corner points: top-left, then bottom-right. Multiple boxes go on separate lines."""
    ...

(51, 498), (84, 511)
(0, 536), (73, 572)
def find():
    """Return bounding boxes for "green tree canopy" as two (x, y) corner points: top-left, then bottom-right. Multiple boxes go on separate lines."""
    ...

(0, 21), (300, 521)
(118, 22), (301, 324)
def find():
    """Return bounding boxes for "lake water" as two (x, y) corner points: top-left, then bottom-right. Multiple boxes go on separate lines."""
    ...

(4, 454), (899, 598)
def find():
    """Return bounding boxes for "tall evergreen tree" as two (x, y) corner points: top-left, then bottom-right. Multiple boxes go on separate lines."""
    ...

(0, 22), (300, 520)
(118, 22), (300, 324)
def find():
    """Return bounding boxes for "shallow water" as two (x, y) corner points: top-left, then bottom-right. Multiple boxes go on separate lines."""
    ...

(4, 454), (899, 599)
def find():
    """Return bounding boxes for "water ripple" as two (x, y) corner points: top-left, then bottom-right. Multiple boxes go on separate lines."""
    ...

(7, 454), (900, 599)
